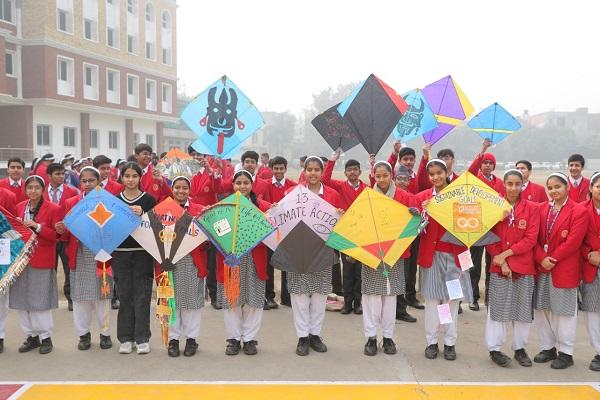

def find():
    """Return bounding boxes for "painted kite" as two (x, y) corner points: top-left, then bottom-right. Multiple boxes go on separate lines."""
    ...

(467, 102), (522, 145)
(393, 89), (438, 143)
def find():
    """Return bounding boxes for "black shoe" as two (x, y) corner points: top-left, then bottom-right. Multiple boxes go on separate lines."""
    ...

(489, 350), (511, 367)
(68, 300), (73, 311)
(212, 300), (222, 310)
(340, 301), (353, 315)
(514, 348), (532, 367)
(99, 334), (113, 350)
(443, 345), (456, 361)
(534, 347), (557, 363)
(589, 354), (600, 371)
(425, 344), (439, 359)
(364, 337), (377, 356)
(183, 338), (198, 357)
(309, 334), (327, 352)
(78, 332), (91, 351)
(296, 336), (309, 356)
(551, 352), (574, 369)
(382, 338), (397, 355)
(111, 298), (120, 310)
(18, 336), (40, 353)
(225, 339), (241, 355)
(469, 302), (480, 311)
(458, 302), (463, 314)
(396, 312), (417, 323)
(353, 304), (362, 315)
(243, 340), (258, 355)
(0, 338), (3, 353)
(266, 298), (278, 310)
(39, 338), (53, 354)
(406, 297), (425, 310)
(263, 299), (270, 310)
(168, 339), (180, 357)
(280, 299), (291, 307)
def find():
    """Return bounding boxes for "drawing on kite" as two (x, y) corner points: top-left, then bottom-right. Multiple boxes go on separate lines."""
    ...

(396, 95), (425, 138)
(199, 86), (245, 154)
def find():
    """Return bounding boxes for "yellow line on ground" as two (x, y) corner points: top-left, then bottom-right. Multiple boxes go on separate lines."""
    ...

(17, 384), (600, 400)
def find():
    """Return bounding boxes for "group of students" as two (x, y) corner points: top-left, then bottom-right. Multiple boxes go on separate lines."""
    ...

(0, 140), (598, 373)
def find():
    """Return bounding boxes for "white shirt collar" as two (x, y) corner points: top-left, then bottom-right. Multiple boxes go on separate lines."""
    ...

(303, 183), (323, 195)
(271, 176), (285, 185)
(142, 165), (149, 175)
(9, 178), (22, 186)
(569, 176), (582, 186)
(101, 178), (108, 187)
(48, 184), (63, 193)
(348, 180), (360, 190)
(522, 181), (530, 190)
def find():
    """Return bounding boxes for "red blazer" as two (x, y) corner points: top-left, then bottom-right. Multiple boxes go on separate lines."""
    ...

(323, 160), (366, 210)
(141, 164), (172, 203)
(534, 200), (588, 288)
(33, 163), (50, 185)
(486, 200), (540, 276)
(386, 153), (428, 193)
(0, 187), (17, 216)
(17, 200), (60, 269)
(43, 184), (79, 208)
(216, 198), (271, 283)
(413, 188), (467, 268)
(263, 178), (297, 203)
(568, 176), (590, 203)
(257, 165), (273, 180)
(522, 181), (548, 203)
(103, 179), (124, 196)
(580, 200), (600, 283)
(0, 178), (27, 203)
(468, 154), (505, 196)
(190, 170), (219, 206)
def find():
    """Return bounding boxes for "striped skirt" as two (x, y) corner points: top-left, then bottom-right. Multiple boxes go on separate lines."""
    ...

(489, 273), (534, 322)
(419, 251), (473, 303)
(9, 266), (58, 311)
(533, 272), (577, 317)
(287, 266), (332, 296)
(580, 268), (600, 313)
(217, 254), (265, 309)
(361, 259), (405, 296)
(172, 254), (205, 310)
(71, 244), (111, 302)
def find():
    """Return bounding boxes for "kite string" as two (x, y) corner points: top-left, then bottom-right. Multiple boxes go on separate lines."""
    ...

(224, 192), (241, 307)
(365, 190), (387, 277)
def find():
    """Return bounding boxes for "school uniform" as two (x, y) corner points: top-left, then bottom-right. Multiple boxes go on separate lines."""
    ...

(217, 174), (270, 200)
(521, 181), (548, 203)
(0, 177), (27, 203)
(579, 200), (600, 359)
(10, 200), (60, 342)
(101, 179), (124, 196)
(533, 199), (588, 358)
(141, 164), (172, 203)
(485, 200), (540, 353)
(386, 153), (429, 194)
(0, 187), (17, 216)
(568, 176), (590, 203)
(257, 165), (273, 180)
(288, 184), (341, 340)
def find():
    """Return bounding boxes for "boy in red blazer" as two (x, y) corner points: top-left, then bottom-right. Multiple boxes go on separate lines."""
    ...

(93, 155), (124, 196)
(0, 157), (27, 203)
(516, 160), (548, 203)
(135, 143), (172, 202)
(567, 154), (589, 203)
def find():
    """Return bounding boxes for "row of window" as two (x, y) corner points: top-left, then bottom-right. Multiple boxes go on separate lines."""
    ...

(57, 56), (172, 113)
(36, 125), (122, 150)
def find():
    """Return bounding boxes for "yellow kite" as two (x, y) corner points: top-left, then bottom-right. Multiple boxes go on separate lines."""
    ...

(325, 188), (422, 269)
(426, 172), (511, 248)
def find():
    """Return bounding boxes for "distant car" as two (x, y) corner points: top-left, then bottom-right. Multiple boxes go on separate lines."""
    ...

(551, 162), (561, 170)
(532, 162), (542, 169)
(541, 162), (552, 169)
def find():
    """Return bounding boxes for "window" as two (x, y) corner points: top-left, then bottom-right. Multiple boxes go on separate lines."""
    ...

(146, 134), (153, 148)
(127, 34), (137, 54)
(145, 79), (156, 111)
(162, 47), (171, 65)
(84, 18), (97, 41)
(109, 131), (119, 149)
(57, 56), (74, 96)
(161, 10), (170, 29)
(63, 127), (76, 147)
(133, 132), (140, 146)
(90, 129), (98, 148)
(145, 41), (154, 60)
(83, 63), (98, 100)
(36, 125), (51, 146)
(57, 4), (73, 34)
(0, 0), (13, 23)
(106, 69), (120, 104)
(127, 74), (139, 107)
(5, 52), (14, 76)
(161, 83), (172, 113)
(145, 2), (154, 22)
(107, 27), (118, 48)
(127, 0), (136, 14)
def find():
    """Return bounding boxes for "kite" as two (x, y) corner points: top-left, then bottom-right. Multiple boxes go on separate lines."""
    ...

(421, 75), (474, 145)
(425, 172), (511, 248)
(0, 206), (38, 295)
(393, 89), (438, 143)
(311, 103), (360, 152)
(326, 188), (422, 271)
(467, 102), (522, 145)
(263, 185), (341, 273)
(181, 75), (265, 160)
(195, 192), (274, 306)
(337, 74), (408, 154)
(155, 147), (202, 180)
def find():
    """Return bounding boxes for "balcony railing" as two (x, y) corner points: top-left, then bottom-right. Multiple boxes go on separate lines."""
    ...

(0, 148), (34, 162)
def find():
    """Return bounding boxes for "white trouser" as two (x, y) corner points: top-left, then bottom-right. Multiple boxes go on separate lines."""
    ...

(18, 310), (53, 340)
(485, 310), (531, 352)
(169, 309), (202, 341)
(223, 305), (262, 342)
(0, 292), (8, 339)
(424, 298), (459, 346)
(362, 294), (396, 338)
(583, 311), (600, 354)
(73, 300), (111, 337)
(290, 293), (327, 338)
(534, 309), (577, 355)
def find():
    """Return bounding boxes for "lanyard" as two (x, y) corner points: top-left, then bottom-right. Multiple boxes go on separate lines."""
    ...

(545, 201), (564, 243)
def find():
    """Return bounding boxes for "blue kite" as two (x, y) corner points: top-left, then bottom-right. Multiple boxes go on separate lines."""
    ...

(467, 102), (521, 145)
(392, 89), (438, 143)
(64, 188), (140, 262)
(181, 75), (265, 159)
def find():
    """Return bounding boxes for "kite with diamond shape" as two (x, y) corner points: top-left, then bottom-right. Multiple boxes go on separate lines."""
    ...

(181, 75), (265, 160)
(337, 74), (409, 154)
(467, 102), (521, 145)
(64, 187), (140, 262)
(393, 89), (438, 143)
(325, 188), (422, 269)
(311, 102), (361, 152)
(421, 75), (474, 145)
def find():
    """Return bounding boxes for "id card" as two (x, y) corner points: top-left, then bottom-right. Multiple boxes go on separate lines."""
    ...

(543, 244), (548, 253)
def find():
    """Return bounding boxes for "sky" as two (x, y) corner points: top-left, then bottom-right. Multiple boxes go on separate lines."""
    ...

(176, 0), (600, 117)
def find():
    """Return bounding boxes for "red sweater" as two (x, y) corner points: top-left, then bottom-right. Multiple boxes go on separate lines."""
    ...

(385, 153), (428, 193)
(16, 200), (60, 269)
(257, 165), (273, 180)
(0, 178), (27, 203)
(190, 170), (220, 206)
(568, 176), (590, 203)
(580, 200), (600, 284)
(522, 181), (547, 203)
(0, 187), (17, 216)
(486, 200), (540, 276)
(263, 178), (297, 203)
(323, 160), (367, 210)
(468, 154), (505, 196)
(103, 179), (124, 196)
(141, 164), (172, 202)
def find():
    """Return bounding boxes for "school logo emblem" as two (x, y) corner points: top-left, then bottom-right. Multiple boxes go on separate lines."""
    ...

(561, 230), (569, 238)
(518, 219), (527, 229)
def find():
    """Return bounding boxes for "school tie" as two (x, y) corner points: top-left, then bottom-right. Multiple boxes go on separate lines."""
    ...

(51, 188), (59, 204)
(12, 181), (19, 188)
(276, 182), (283, 188)
(574, 181), (579, 188)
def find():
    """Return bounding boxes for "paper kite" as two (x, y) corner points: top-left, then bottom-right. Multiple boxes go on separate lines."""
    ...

(467, 102), (521, 145)
(311, 102), (361, 152)
(393, 89), (438, 143)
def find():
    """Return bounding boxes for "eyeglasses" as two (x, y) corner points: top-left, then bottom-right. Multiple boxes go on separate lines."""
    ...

(80, 179), (98, 184)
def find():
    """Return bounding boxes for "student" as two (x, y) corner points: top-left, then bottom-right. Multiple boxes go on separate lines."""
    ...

(533, 172), (587, 369)
(581, 172), (600, 371)
(417, 148), (460, 190)
(218, 151), (269, 200)
(10, 175), (61, 354)
(33, 154), (55, 184)
(93, 155), (124, 196)
(515, 160), (548, 203)
(485, 169), (540, 367)
(290, 156), (341, 356)
(257, 153), (273, 180)
(164, 176), (208, 357)
(219, 170), (271, 356)
(415, 159), (473, 361)
(44, 163), (79, 311)
(135, 143), (172, 203)
(0, 157), (27, 203)
(567, 154), (589, 203)
(386, 141), (428, 193)
(112, 162), (157, 355)
(61, 154), (80, 189)
(56, 167), (113, 351)
(298, 155), (307, 185)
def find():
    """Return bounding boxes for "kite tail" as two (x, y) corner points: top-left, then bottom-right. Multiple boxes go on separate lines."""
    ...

(167, 270), (176, 326)
(0, 234), (38, 295)
(224, 264), (240, 308)
(156, 271), (172, 347)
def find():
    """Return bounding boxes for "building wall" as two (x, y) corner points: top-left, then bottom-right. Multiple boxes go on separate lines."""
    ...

(88, 112), (129, 159)
(32, 104), (82, 157)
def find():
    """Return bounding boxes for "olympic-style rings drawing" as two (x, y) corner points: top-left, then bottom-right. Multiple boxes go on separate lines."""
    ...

(455, 217), (479, 229)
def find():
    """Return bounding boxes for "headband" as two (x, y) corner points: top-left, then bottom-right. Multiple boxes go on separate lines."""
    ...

(25, 175), (46, 189)
(591, 171), (600, 183)
(373, 160), (393, 171)
(304, 155), (324, 168)
(547, 172), (568, 184)
(233, 169), (254, 183)
(80, 166), (101, 176)
(426, 158), (447, 169)
(171, 175), (191, 187)
(503, 169), (523, 179)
